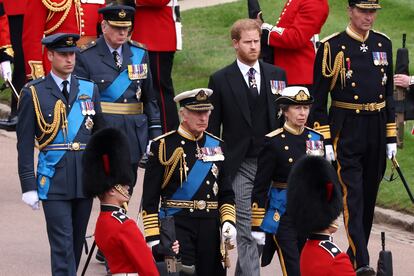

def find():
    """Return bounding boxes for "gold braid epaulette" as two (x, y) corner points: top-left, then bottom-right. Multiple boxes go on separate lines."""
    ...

(42, 0), (81, 35)
(30, 86), (68, 150)
(322, 42), (346, 91)
(158, 139), (187, 189)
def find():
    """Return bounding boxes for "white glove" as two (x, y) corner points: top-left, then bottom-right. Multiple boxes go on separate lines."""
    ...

(0, 61), (12, 81)
(221, 221), (237, 246)
(146, 140), (153, 154)
(386, 143), (397, 159)
(22, 190), (40, 210)
(251, 231), (266, 245)
(147, 239), (160, 248)
(325, 145), (336, 162)
(261, 23), (274, 32)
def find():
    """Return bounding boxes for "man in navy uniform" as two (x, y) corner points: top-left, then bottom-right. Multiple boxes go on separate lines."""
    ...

(142, 88), (237, 276)
(17, 33), (101, 276)
(75, 3), (162, 185)
(310, 0), (396, 274)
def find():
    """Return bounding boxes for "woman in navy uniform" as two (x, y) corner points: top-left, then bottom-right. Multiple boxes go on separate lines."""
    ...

(16, 33), (101, 276)
(310, 1), (395, 273)
(251, 86), (325, 276)
(287, 156), (355, 276)
(142, 88), (237, 276)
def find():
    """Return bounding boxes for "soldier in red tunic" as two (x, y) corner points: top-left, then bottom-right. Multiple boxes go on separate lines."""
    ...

(131, 0), (181, 133)
(22, 0), (105, 80)
(260, 0), (329, 86)
(0, 0), (13, 83)
(287, 156), (355, 276)
(83, 127), (168, 276)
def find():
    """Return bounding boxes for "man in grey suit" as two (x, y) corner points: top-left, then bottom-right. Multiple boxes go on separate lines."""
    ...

(208, 18), (287, 276)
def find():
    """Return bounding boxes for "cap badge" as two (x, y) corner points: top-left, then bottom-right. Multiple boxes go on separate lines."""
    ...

(295, 90), (309, 101)
(119, 10), (126, 18)
(196, 90), (208, 101)
(66, 37), (74, 46)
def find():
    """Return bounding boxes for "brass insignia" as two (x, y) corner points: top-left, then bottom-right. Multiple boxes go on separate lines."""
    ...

(273, 211), (280, 222)
(119, 10), (126, 18)
(136, 86), (142, 101)
(196, 90), (208, 101)
(85, 116), (94, 130)
(40, 176), (46, 187)
(295, 90), (309, 101)
(211, 164), (219, 178)
(66, 37), (74, 46)
(78, 94), (91, 100)
(213, 182), (219, 196)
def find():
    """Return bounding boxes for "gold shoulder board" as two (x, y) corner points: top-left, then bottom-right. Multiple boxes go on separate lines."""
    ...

(266, 128), (283, 138)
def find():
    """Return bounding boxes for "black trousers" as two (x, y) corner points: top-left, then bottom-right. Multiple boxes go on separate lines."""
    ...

(43, 198), (93, 276)
(174, 216), (225, 276)
(335, 113), (386, 268)
(7, 15), (25, 116)
(148, 51), (179, 133)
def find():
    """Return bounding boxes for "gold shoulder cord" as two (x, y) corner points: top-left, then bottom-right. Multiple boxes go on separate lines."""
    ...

(322, 42), (346, 91)
(158, 139), (187, 189)
(42, 0), (81, 35)
(30, 86), (68, 150)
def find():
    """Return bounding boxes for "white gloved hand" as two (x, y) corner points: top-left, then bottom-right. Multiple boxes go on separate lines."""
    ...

(325, 144), (336, 162)
(261, 23), (275, 32)
(147, 239), (160, 248)
(221, 221), (237, 246)
(0, 61), (12, 81)
(386, 143), (397, 159)
(146, 140), (153, 154)
(22, 190), (40, 210)
(251, 231), (266, 245)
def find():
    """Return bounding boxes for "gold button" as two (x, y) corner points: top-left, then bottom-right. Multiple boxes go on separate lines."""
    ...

(81, 32), (85, 36)
(206, 209), (210, 212)
(284, 146), (289, 150)
(288, 158), (293, 163)
(183, 153), (187, 157)
(356, 109), (360, 114)
(341, 45), (346, 50)
(379, 94), (383, 99)
(181, 141), (185, 145)
(101, 80), (104, 83)
(123, 98), (127, 103)
(207, 194), (211, 199)
(81, 24), (84, 28)
(381, 68), (384, 73)
(190, 208), (194, 212)
(354, 95), (359, 100)
(281, 134), (286, 138)
(308, 134), (311, 138)
(378, 43), (382, 47)
(351, 82), (356, 87)
(206, 180), (210, 185)
(346, 57), (350, 62)
(81, 19), (84, 23)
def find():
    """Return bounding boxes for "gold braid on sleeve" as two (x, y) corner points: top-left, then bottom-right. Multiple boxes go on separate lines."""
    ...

(321, 42), (346, 91)
(158, 139), (187, 189)
(42, 0), (81, 35)
(30, 86), (68, 150)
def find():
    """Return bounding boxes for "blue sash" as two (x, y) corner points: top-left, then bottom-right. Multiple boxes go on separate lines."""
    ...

(160, 135), (219, 217)
(36, 80), (94, 199)
(100, 46), (145, 102)
(260, 187), (287, 234)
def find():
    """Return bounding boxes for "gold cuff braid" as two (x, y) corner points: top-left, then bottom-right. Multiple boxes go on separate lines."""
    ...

(220, 204), (236, 224)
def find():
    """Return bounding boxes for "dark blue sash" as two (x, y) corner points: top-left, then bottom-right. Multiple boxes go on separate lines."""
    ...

(37, 80), (94, 199)
(100, 46), (145, 102)
(160, 135), (219, 217)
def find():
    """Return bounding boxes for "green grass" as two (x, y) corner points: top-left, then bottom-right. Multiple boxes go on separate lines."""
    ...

(173, 0), (414, 214)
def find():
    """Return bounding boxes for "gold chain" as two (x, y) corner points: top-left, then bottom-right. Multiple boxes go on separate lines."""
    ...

(42, 0), (81, 35)
(158, 139), (186, 189)
(30, 86), (68, 150)
(321, 42), (346, 91)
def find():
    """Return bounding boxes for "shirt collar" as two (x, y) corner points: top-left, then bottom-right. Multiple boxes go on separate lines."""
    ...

(237, 59), (260, 77)
(50, 71), (71, 89)
(105, 40), (123, 56)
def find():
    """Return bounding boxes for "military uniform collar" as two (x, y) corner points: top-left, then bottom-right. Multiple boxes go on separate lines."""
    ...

(100, 204), (126, 213)
(346, 25), (370, 43)
(283, 122), (304, 135)
(177, 125), (204, 141)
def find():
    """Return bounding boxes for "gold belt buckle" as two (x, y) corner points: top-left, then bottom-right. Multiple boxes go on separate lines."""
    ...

(363, 103), (376, 111)
(195, 200), (206, 210)
(71, 142), (80, 151)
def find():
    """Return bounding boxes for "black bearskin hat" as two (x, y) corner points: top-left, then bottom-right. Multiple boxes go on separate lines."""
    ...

(287, 156), (343, 237)
(83, 128), (133, 197)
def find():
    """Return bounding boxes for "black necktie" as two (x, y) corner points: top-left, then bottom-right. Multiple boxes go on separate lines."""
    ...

(113, 51), (122, 69)
(248, 68), (259, 98)
(62, 80), (69, 102)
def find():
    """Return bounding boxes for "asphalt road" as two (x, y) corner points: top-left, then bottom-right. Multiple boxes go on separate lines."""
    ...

(1, 130), (414, 275)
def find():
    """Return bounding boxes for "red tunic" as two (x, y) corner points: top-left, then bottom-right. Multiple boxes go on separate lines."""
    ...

(22, 0), (104, 78)
(268, 0), (329, 85)
(131, 0), (177, 51)
(94, 206), (159, 275)
(300, 238), (355, 276)
(3, 0), (27, 15)
(0, 0), (11, 50)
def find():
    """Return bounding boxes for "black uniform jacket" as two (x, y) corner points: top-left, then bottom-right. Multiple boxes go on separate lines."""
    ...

(142, 127), (235, 242)
(310, 27), (396, 144)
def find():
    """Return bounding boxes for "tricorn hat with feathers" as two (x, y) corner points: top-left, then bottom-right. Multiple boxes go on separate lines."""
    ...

(83, 128), (133, 197)
(287, 156), (343, 237)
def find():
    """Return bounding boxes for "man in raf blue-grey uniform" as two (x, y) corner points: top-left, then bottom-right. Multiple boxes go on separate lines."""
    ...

(74, 3), (162, 186)
(17, 33), (101, 276)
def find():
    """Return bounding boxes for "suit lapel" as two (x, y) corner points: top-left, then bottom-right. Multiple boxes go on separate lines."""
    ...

(46, 74), (65, 102)
(260, 61), (277, 129)
(227, 61), (252, 126)
(68, 75), (79, 108)
(97, 37), (119, 71)
(121, 42), (132, 71)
